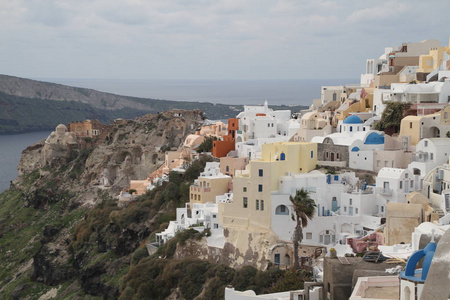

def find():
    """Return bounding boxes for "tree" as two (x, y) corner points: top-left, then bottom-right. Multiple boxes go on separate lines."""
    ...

(373, 101), (410, 133)
(196, 136), (217, 153)
(289, 188), (316, 269)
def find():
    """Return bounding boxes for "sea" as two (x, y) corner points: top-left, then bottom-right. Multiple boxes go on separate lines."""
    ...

(0, 78), (355, 193)
(0, 131), (50, 192)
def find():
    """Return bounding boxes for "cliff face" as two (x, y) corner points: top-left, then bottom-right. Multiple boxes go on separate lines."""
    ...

(16, 109), (204, 202)
(0, 109), (204, 299)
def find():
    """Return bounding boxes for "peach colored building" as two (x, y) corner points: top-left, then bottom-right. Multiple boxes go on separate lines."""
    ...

(198, 121), (227, 138)
(189, 175), (232, 208)
(219, 156), (249, 177)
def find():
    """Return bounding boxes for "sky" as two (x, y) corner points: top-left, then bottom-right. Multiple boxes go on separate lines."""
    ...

(1, 0), (449, 81)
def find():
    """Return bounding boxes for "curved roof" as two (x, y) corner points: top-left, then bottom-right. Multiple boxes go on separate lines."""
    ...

(351, 146), (360, 152)
(343, 115), (363, 124)
(364, 132), (384, 145)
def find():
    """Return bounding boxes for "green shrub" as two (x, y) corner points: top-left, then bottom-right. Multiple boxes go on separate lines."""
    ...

(131, 247), (149, 265)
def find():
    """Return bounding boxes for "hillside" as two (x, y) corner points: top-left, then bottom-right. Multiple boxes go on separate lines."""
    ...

(0, 110), (311, 299)
(0, 75), (306, 134)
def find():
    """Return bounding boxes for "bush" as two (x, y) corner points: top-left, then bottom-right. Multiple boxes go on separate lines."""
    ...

(131, 247), (149, 265)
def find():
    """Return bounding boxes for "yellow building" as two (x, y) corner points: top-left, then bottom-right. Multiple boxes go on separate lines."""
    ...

(219, 142), (317, 232)
(399, 110), (450, 145)
(417, 38), (450, 80)
(399, 115), (423, 145)
(190, 175), (231, 208)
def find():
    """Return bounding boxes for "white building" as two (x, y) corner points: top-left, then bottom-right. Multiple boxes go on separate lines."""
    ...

(422, 159), (450, 220)
(375, 168), (416, 217)
(408, 138), (450, 183)
(270, 171), (380, 248)
(234, 101), (299, 159)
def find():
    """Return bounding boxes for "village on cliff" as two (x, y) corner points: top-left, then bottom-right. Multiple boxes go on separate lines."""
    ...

(45, 38), (450, 300)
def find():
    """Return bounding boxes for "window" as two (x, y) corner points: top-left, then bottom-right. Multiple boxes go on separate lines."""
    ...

(410, 180), (413, 188)
(275, 205), (289, 215)
(243, 197), (248, 208)
(271, 123), (274, 127)
(425, 141), (428, 147)
(256, 200), (259, 210)
(267, 123), (270, 127)
(381, 206), (384, 213)
(344, 206), (347, 212)
(431, 153), (434, 160)
(259, 169), (263, 177)
(226, 166), (230, 172)
(280, 152), (286, 160)
(355, 208), (358, 214)
(400, 181), (403, 189)
(258, 184), (263, 192)
(243, 187), (247, 192)
(311, 151), (314, 158)
(349, 198), (352, 205)
(306, 232), (312, 239)
(336, 153), (340, 159)
(261, 200), (264, 211)
(350, 126), (353, 132)
(410, 122), (412, 129)
(213, 214), (217, 218)
(214, 224), (219, 229)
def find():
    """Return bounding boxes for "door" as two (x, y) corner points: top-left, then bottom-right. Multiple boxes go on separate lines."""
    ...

(274, 254), (280, 265)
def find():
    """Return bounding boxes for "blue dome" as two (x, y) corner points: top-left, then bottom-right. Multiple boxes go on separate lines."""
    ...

(343, 115), (363, 124)
(364, 132), (384, 145)
(351, 146), (360, 152)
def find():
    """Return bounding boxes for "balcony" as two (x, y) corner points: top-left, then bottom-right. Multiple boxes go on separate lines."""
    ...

(411, 152), (429, 163)
(376, 187), (393, 195)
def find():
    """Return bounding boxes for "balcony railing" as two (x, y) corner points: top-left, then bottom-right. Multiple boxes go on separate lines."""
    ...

(411, 153), (429, 163)
(376, 187), (393, 195)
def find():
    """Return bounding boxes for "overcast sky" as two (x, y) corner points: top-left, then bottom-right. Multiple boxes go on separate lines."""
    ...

(1, 0), (449, 81)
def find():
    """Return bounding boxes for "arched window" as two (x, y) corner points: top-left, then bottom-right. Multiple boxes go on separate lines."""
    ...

(275, 205), (289, 215)
(280, 152), (286, 161)
(226, 166), (230, 172)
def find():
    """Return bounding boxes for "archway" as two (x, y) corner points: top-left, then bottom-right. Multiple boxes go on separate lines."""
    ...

(429, 126), (440, 138)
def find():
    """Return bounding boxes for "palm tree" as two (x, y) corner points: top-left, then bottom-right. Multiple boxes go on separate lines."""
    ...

(289, 188), (316, 269)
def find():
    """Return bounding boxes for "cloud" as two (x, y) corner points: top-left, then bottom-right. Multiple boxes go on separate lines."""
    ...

(1, 0), (450, 80)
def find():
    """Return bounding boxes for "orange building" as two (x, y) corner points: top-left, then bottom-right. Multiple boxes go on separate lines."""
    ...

(212, 118), (238, 158)
(68, 119), (109, 137)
